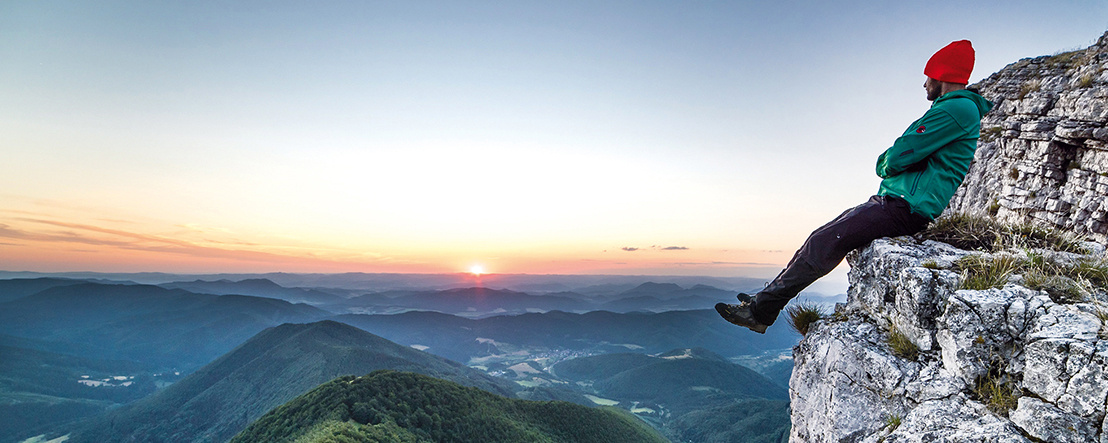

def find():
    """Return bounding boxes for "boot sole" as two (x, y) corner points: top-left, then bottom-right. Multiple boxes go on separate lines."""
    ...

(715, 303), (767, 334)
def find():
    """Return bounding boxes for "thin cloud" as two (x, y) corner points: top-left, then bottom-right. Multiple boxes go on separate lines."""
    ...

(666, 261), (781, 266)
(0, 218), (387, 266)
(0, 224), (32, 240)
(622, 245), (689, 252)
(97, 217), (142, 225)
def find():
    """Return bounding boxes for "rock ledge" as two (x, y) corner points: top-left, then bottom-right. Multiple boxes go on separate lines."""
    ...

(789, 238), (1108, 443)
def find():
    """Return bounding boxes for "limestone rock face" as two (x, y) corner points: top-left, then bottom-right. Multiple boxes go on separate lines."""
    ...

(788, 238), (1107, 442)
(947, 31), (1108, 243)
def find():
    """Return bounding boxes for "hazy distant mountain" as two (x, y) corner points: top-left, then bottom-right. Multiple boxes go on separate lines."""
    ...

(593, 282), (735, 312)
(624, 282), (734, 298)
(0, 273), (784, 315)
(159, 278), (346, 305)
(67, 321), (518, 443)
(619, 282), (685, 295)
(0, 277), (88, 303)
(331, 282), (750, 317)
(0, 282), (329, 370)
(229, 371), (668, 443)
(0, 271), (773, 296)
(337, 287), (593, 316)
(260, 272), (769, 295)
(333, 309), (799, 364)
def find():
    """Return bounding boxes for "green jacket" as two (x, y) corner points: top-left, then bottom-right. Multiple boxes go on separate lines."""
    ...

(876, 89), (993, 220)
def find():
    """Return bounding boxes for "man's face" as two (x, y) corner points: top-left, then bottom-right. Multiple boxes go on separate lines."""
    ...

(924, 77), (942, 101)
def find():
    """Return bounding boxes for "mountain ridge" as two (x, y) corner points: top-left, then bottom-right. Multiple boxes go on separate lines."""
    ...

(67, 320), (519, 443)
(0, 282), (329, 369)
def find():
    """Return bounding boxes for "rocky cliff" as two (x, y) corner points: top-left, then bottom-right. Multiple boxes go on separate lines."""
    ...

(789, 33), (1108, 442)
(791, 237), (1107, 442)
(949, 32), (1108, 243)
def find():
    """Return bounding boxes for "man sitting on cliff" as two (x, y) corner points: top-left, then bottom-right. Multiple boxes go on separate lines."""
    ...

(716, 40), (993, 333)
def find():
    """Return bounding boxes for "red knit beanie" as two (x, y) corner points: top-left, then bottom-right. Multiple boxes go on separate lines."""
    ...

(924, 40), (974, 84)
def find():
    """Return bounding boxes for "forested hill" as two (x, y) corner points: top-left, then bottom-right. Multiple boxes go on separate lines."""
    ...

(230, 370), (669, 443)
(66, 320), (518, 443)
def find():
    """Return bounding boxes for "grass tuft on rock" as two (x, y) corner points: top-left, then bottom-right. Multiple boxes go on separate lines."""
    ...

(884, 413), (903, 432)
(1004, 221), (1085, 253)
(920, 213), (1003, 251)
(973, 369), (1020, 417)
(786, 303), (826, 336)
(919, 213), (1085, 253)
(1069, 256), (1108, 288)
(955, 255), (1022, 290)
(1023, 271), (1085, 304)
(887, 327), (920, 361)
(1097, 308), (1108, 340)
(954, 251), (1107, 303)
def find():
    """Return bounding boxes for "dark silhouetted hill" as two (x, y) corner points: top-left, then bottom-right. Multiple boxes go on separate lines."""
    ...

(0, 282), (329, 370)
(0, 277), (87, 303)
(160, 278), (345, 305)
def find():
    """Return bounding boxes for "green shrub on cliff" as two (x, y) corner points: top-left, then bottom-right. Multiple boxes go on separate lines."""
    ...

(786, 303), (826, 336)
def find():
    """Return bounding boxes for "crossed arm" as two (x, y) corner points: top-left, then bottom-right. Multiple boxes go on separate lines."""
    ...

(876, 108), (970, 178)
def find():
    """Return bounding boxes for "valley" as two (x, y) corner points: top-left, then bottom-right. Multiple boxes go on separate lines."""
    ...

(0, 273), (824, 443)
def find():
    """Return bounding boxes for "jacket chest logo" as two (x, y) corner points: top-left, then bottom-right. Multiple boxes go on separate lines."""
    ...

(916, 125), (927, 133)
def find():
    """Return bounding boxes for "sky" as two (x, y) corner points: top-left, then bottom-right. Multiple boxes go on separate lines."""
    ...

(2, 1), (1107, 284)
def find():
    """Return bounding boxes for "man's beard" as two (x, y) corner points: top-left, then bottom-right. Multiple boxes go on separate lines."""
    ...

(926, 86), (941, 101)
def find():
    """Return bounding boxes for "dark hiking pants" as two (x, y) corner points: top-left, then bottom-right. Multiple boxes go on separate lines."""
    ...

(751, 195), (931, 325)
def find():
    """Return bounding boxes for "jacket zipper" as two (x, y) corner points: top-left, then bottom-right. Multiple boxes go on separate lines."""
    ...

(909, 171), (922, 195)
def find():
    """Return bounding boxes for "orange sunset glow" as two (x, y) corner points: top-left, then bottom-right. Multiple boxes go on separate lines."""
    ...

(2, 1), (1103, 286)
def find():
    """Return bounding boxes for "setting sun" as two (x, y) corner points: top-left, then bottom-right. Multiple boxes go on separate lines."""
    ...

(469, 264), (486, 276)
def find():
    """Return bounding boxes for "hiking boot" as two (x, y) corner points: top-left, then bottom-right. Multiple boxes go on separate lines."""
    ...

(736, 292), (755, 303)
(715, 301), (768, 334)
